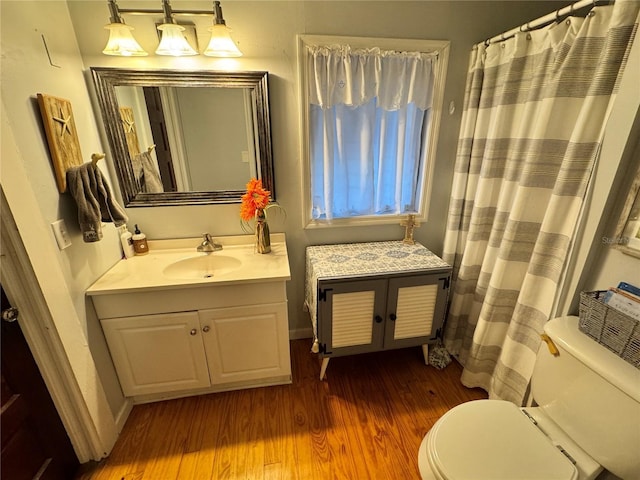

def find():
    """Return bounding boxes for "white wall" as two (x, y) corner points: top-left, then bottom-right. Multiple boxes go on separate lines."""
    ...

(0, 0), (125, 457)
(67, 0), (567, 335)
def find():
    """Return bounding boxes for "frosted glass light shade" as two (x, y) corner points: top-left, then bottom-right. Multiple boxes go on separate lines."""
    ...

(204, 24), (242, 57)
(103, 23), (148, 56)
(156, 24), (198, 56)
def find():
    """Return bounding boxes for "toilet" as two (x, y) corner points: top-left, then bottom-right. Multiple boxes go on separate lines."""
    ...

(418, 316), (640, 480)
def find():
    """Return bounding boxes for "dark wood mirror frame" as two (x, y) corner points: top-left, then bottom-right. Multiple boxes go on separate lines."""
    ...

(91, 67), (274, 207)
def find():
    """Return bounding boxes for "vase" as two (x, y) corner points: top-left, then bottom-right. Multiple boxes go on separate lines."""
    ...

(255, 208), (271, 254)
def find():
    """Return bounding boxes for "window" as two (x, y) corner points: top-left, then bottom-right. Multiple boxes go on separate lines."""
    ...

(299, 35), (449, 227)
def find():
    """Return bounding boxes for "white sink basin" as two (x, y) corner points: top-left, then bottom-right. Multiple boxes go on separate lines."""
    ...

(86, 234), (291, 295)
(162, 254), (242, 280)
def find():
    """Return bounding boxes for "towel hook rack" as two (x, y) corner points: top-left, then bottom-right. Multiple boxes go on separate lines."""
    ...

(91, 153), (105, 167)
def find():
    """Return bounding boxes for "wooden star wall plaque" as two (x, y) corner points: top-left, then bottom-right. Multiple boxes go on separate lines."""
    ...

(119, 106), (141, 160)
(37, 93), (83, 193)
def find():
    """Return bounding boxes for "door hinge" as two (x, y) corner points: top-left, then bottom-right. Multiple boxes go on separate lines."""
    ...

(429, 328), (441, 342)
(319, 288), (333, 302)
(441, 277), (450, 289)
(1, 307), (19, 323)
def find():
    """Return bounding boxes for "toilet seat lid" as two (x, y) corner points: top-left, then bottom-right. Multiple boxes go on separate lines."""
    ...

(428, 400), (578, 480)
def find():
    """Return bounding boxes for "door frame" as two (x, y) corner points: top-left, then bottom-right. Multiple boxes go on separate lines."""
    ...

(0, 196), (111, 462)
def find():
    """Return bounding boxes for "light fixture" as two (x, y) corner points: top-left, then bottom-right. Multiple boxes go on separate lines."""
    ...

(204, 2), (242, 57)
(103, 0), (147, 56)
(156, 23), (197, 56)
(155, 0), (197, 56)
(156, 0), (198, 57)
(103, 0), (242, 58)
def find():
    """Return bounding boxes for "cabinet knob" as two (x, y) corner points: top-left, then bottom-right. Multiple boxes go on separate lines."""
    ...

(389, 313), (397, 321)
(190, 328), (197, 336)
(374, 315), (383, 323)
(202, 325), (211, 333)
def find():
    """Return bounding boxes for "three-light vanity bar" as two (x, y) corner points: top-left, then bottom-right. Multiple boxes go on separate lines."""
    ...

(103, 0), (242, 57)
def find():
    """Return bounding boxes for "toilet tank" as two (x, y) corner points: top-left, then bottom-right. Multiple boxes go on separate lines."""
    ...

(531, 316), (640, 479)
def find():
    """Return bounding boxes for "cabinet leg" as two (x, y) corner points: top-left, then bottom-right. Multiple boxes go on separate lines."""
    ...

(320, 357), (330, 380)
(422, 344), (429, 366)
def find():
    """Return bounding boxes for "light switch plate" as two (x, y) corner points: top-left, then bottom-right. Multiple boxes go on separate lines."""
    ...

(51, 219), (72, 250)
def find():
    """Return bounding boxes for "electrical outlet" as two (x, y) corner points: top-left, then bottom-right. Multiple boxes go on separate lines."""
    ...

(51, 219), (72, 250)
(241, 151), (249, 163)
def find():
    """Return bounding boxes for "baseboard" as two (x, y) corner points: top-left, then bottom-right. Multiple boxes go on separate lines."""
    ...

(114, 398), (133, 433)
(289, 327), (313, 340)
(131, 375), (292, 405)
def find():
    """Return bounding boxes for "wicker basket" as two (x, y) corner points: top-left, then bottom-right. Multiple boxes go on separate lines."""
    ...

(578, 291), (640, 369)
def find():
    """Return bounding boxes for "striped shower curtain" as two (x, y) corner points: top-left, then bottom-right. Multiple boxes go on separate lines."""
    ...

(442, 0), (639, 404)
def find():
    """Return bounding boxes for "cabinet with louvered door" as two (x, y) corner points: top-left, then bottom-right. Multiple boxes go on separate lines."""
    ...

(306, 241), (452, 379)
(318, 278), (386, 356)
(317, 273), (449, 358)
(384, 275), (447, 350)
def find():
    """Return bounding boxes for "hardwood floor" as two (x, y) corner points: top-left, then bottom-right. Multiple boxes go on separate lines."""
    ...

(77, 340), (486, 480)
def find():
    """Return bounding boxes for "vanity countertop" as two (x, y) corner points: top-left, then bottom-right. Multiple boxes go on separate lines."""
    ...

(87, 233), (290, 295)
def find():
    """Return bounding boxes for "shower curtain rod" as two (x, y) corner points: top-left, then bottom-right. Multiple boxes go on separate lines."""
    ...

(485, 0), (612, 45)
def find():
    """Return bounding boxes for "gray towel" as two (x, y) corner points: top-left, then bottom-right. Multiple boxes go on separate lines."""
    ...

(66, 163), (128, 242)
(132, 151), (164, 193)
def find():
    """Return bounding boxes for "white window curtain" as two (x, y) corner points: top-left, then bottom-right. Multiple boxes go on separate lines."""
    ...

(442, 0), (639, 405)
(307, 46), (434, 220)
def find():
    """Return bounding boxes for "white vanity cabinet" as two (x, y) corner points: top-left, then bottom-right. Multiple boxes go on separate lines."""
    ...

(100, 301), (291, 398)
(87, 235), (292, 403)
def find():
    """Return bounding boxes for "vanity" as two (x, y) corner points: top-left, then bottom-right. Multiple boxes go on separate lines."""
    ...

(305, 241), (451, 379)
(87, 234), (291, 404)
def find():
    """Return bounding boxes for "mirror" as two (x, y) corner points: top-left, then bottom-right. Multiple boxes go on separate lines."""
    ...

(91, 67), (274, 206)
(614, 162), (640, 258)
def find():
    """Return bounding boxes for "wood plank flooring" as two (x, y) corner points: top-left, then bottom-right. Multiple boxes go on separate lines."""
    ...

(76, 340), (486, 480)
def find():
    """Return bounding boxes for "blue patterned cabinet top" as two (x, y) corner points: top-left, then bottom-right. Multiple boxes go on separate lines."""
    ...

(305, 241), (451, 343)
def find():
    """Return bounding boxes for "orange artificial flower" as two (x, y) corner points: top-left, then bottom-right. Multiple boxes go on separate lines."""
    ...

(240, 178), (271, 221)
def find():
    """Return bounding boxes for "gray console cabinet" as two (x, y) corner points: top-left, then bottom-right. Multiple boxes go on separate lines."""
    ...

(306, 241), (451, 379)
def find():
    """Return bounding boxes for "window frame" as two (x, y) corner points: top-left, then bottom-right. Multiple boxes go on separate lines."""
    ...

(297, 34), (450, 229)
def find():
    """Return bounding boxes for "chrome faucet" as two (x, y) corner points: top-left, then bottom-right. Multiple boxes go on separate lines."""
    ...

(197, 233), (223, 253)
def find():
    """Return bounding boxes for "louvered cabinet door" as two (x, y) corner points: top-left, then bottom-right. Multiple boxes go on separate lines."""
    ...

(383, 275), (449, 350)
(318, 279), (387, 356)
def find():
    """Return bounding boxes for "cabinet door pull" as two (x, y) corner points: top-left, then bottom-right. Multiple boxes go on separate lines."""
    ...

(374, 315), (383, 323)
(202, 325), (211, 333)
(389, 313), (397, 321)
(190, 328), (197, 336)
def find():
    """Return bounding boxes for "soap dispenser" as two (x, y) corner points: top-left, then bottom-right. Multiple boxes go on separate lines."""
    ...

(132, 224), (149, 255)
(119, 225), (135, 258)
